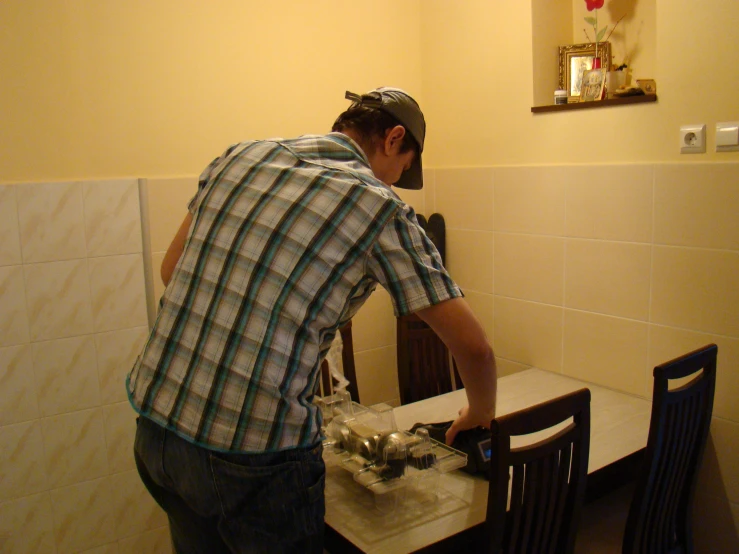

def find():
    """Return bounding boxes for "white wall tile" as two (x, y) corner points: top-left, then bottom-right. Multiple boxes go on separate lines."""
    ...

(4, 177), (150, 554)
(96, 327), (149, 404)
(698, 418), (739, 506)
(692, 492), (739, 554)
(565, 239), (652, 321)
(495, 233), (564, 305)
(654, 163), (739, 250)
(0, 492), (56, 553)
(494, 296), (563, 373)
(83, 179), (143, 257)
(0, 421), (48, 501)
(354, 346), (399, 406)
(651, 246), (739, 338)
(0, 265), (30, 347)
(446, 228), (494, 293)
(24, 259), (94, 341)
(88, 254), (148, 332)
(562, 309), (649, 397)
(565, 164), (653, 243)
(50, 477), (118, 554)
(0, 185), (22, 266)
(422, 169), (436, 216)
(32, 335), (100, 416)
(435, 167), (494, 231)
(0, 344), (39, 425)
(41, 408), (109, 488)
(394, 186), (425, 215)
(16, 182), (86, 263)
(103, 402), (137, 473)
(494, 166), (566, 235)
(144, 177), (197, 252)
(351, 287), (396, 352)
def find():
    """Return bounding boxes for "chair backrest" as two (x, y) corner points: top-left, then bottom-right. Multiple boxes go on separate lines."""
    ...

(623, 344), (717, 554)
(319, 321), (360, 403)
(487, 388), (591, 554)
(396, 313), (462, 405)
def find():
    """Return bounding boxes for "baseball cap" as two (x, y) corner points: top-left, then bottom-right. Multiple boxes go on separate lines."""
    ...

(344, 87), (426, 190)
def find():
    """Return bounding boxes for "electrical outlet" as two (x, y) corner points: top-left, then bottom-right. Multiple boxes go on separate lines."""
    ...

(680, 124), (706, 154)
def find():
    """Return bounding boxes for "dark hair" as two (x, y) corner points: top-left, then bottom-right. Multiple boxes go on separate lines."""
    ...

(332, 106), (418, 154)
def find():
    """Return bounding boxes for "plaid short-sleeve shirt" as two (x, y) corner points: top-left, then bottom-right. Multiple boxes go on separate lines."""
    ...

(127, 133), (462, 452)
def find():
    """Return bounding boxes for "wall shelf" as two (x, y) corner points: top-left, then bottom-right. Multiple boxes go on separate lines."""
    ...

(531, 94), (657, 113)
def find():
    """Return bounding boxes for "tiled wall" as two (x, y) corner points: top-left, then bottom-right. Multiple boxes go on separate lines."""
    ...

(0, 180), (170, 553)
(428, 162), (739, 552)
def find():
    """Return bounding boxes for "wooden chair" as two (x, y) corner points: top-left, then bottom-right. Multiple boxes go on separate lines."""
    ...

(319, 321), (360, 403)
(396, 312), (462, 405)
(487, 388), (591, 554)
(621, 343), (717, 554)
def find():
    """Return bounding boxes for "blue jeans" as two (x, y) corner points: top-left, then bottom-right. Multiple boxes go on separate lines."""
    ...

(134, 416), (326, 554)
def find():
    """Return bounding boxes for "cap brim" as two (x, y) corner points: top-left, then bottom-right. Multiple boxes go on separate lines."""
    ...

(394, 156), (423, 190)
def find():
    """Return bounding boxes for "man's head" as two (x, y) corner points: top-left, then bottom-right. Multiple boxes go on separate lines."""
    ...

(332, 87), (426, 190)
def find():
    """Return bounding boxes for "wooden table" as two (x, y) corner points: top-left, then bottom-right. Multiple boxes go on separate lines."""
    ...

(324, 368), (652, 554)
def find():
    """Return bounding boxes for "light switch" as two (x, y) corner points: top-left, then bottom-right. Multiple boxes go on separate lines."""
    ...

(716, 122), (739, 151)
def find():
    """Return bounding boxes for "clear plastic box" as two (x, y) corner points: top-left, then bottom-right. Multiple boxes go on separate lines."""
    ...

(316, 390), (468, 512)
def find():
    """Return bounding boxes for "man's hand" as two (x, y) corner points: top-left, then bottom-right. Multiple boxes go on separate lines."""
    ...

(445, 405), (493, 445)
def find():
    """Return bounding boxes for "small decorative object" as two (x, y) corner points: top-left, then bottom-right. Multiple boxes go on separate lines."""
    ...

(559, 42), (612, 99)
(580, 68), (607, 101)
(636, 79), (657, 95)
(613, 86), (645, 97)
(606, 63), (628, 95)
(554, 89), (568, 105)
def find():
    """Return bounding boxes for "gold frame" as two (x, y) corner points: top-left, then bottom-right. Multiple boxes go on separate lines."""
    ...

(559, 42), (612, 99)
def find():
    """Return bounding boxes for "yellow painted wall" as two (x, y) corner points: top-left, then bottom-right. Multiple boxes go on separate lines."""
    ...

(421, 0), (739, 167)
(0, 0), (422, 183)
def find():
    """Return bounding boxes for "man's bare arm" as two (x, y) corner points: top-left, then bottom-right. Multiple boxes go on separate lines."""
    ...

(415, 297), (497, 444)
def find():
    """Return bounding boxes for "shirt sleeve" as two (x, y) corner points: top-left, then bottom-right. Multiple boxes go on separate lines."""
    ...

(366, 204), (463, 316)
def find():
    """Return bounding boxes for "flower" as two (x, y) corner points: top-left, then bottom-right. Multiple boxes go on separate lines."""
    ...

(583, 0), (624, 64)
(584, 0), (608, 48)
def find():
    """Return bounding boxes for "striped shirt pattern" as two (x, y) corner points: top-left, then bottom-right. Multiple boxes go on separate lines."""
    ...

(127, 133), (461, 452)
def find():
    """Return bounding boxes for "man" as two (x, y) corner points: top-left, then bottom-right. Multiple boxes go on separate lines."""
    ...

(127, 87), (496, 553)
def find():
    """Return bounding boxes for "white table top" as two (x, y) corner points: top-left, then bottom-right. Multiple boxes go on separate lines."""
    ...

(324, 368), (652, 554)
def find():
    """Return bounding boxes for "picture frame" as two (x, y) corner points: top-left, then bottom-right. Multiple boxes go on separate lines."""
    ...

(558, 42), (612, 99)
(580, 68), (607, 101)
